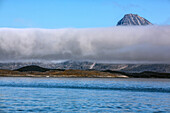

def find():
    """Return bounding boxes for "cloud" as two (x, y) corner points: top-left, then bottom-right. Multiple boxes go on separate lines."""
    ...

(0, 26), (170, 63)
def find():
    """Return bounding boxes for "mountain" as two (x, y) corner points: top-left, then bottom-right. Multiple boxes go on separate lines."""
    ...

(117, 14), (152, 26)
(1, 61), (170, 73)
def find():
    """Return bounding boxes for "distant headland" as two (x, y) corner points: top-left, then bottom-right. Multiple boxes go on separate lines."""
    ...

(0, 65), (170, 78)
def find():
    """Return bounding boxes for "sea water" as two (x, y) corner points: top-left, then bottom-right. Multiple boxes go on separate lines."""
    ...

(0, 77), (170, 112)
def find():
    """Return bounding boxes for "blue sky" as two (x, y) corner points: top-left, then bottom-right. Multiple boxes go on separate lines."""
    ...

(0, 0), (170, 28)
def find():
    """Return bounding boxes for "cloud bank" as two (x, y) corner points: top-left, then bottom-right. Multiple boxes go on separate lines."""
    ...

(0, 26), (170, 63)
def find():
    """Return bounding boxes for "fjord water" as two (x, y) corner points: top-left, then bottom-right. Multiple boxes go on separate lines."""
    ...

(0, 77), (170, 112)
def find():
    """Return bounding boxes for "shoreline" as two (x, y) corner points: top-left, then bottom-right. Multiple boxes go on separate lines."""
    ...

(0, 65), (170, 78)
(0, 74), (129, 78)
(0, 75), (170, 79)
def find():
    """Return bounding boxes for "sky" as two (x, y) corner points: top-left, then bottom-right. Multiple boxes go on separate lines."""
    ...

(0, 0), (170, 28)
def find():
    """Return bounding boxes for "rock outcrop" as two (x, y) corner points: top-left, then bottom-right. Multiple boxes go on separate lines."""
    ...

(117, 14), (152, 26)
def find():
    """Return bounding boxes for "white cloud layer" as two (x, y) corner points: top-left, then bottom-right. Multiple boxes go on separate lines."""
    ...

(0, 26), (170, 63)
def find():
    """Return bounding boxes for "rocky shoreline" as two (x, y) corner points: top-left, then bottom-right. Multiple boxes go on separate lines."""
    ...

(0, 65), (170, 78)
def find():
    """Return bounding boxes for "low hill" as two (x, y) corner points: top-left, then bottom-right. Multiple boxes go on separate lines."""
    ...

(15, 65), (50, 72)
(15, 65), (65, 72)
(104, 70), (170, 78)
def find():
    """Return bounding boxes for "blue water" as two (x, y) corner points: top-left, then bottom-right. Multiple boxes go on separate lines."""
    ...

(0, 77), (170, 112)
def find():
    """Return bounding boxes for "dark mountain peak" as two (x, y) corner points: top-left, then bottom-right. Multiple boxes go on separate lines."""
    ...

(125, 13), (138, 17)
(117, 14), (153, 26)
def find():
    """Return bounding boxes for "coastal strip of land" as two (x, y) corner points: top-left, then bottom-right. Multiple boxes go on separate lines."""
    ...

(0, 65), (170, 78)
